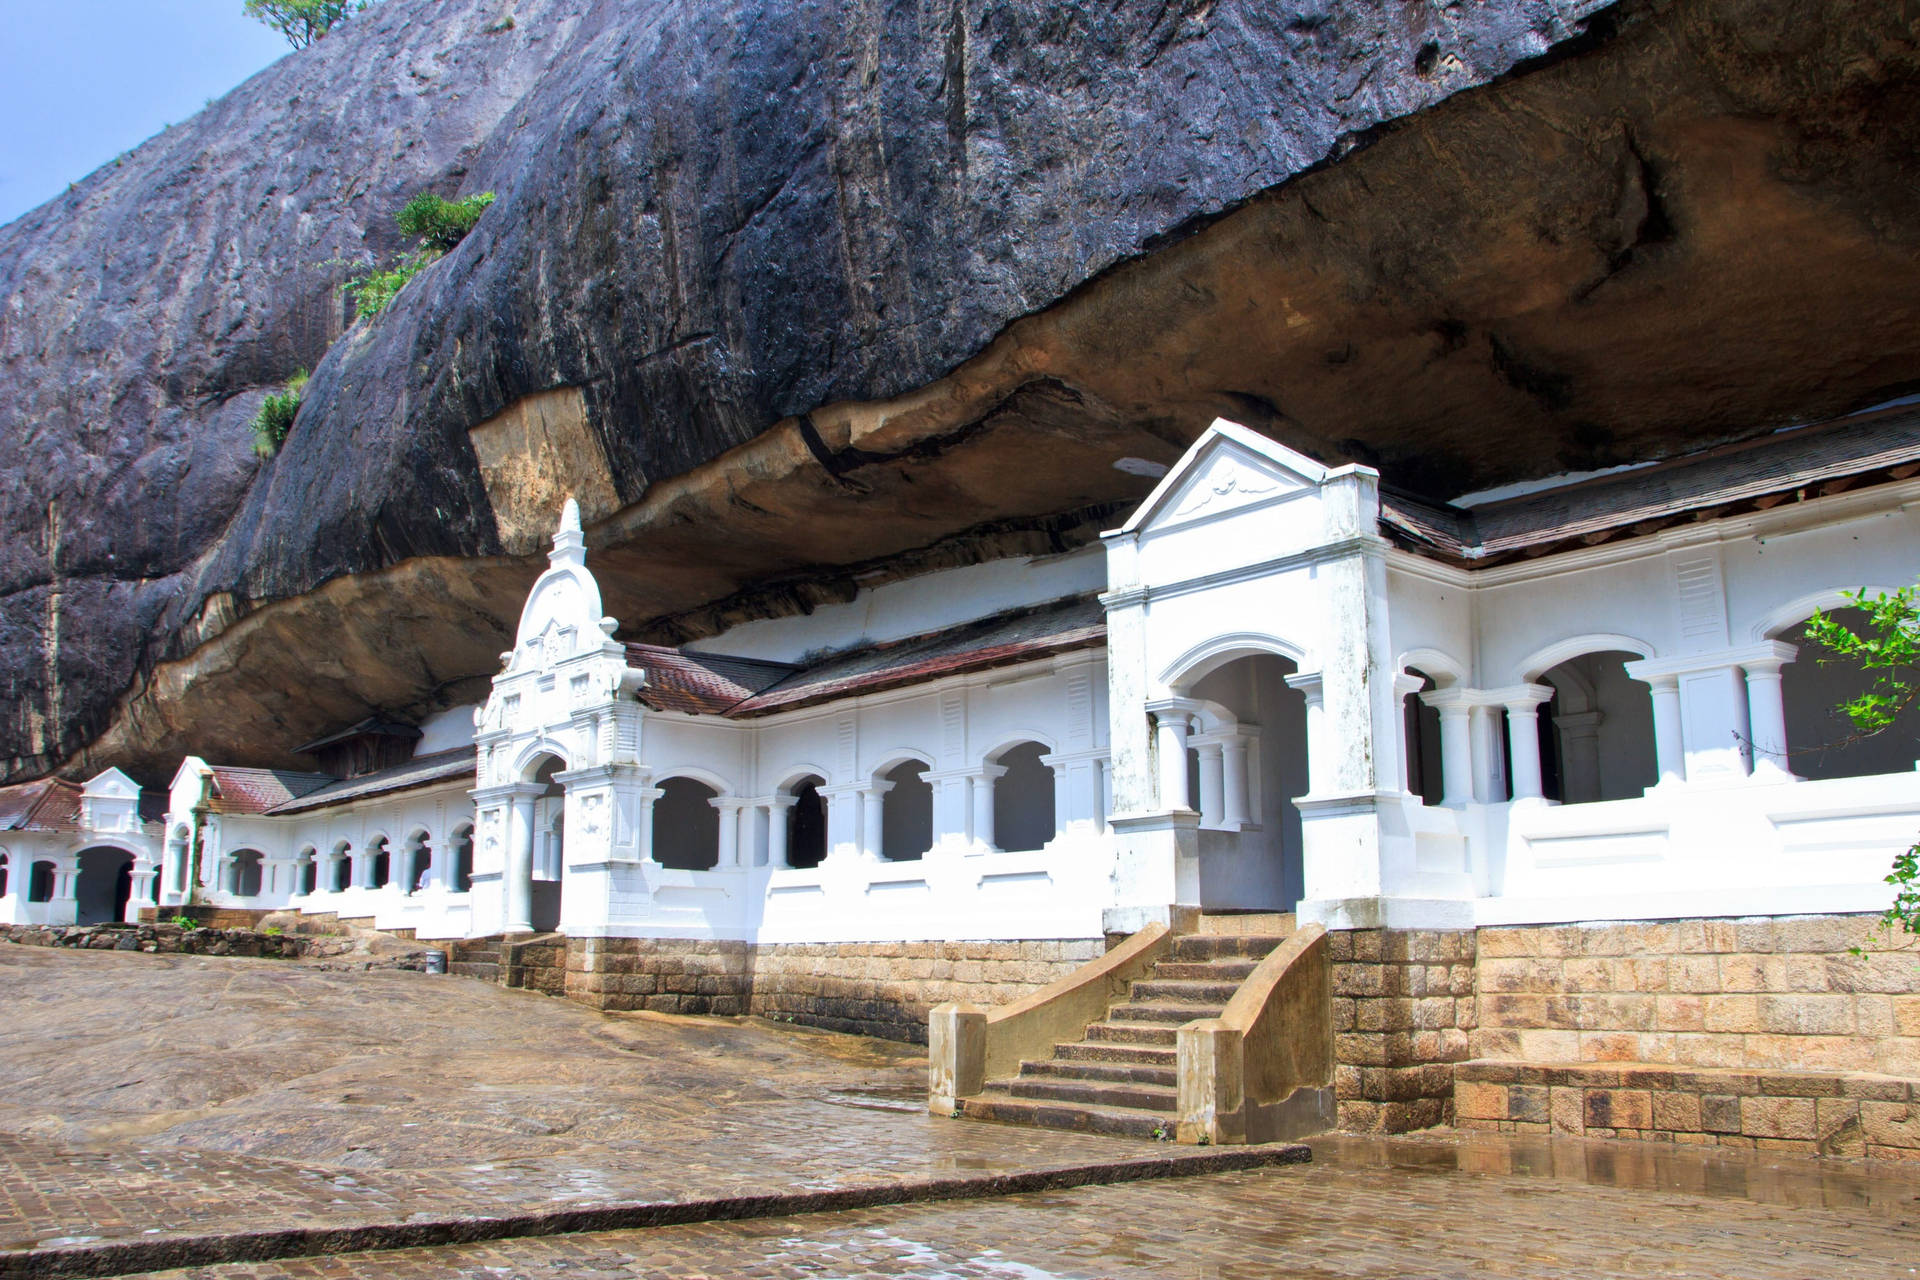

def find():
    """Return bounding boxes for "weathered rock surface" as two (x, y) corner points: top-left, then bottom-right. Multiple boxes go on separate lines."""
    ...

(4, 0), (1919, 779)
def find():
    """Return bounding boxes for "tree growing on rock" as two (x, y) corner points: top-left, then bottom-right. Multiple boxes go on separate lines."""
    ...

(243, 0), (370, 50)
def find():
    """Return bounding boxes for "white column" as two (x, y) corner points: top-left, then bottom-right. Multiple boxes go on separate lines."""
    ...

(1284, 674), (1330, 796)
(970, 767), (1002, 852)
(505, 791), (537, 932)
(1644, 674), (1686, 786)
(1196, 743), (1225, 828)
(823, 785), (861, 863)
(1744, 649), (1797, 782)
(861, 783), (891, 861)
(713, 798), (742, 868)
(636, 786), (663, 863)
(1425, 694), (1475, 808)
(1220, 739), (1249, 829)
(1154, 710), (1193, 811)
(1503, 685), (1555, 803)
(767, 798), (795, 868)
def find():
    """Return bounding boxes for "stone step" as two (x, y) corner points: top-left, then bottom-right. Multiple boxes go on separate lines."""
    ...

(1084, 1020), (1179, 1047)
(1150, 959), (1259, 982)
(958, 1090), (1173, 1140)
(446, 962), (500, 981)
(1106, 1001), (1227, 1025)
(1196, 911), (1296, 937)
(1019, 1057), (1178, 1088)
(1130, 978), (1242, 1004)
(1005, 1075), (1177, 1113)
(1170, 934), (1291, 962)
(1052, 1041), (1177, 1067)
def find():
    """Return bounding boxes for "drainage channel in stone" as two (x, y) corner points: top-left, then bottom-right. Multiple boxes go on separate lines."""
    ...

(0, 1146), (1310, 1280)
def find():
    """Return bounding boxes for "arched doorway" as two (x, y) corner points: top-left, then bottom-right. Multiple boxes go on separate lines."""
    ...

(784, 775), (827, 869)
(527, 754), (567, 932)
(653, 777), (720, 869)
(75, 847), (135, 924)
(991, 742), (1056, 852)
(1176, 652), (1309, 911)
(879, 760), (933, 861)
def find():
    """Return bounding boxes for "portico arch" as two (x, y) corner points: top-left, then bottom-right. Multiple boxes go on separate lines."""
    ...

(988, 740), (1056, 853)
(774, 770), (830, 870)
(74, 846), (135, 924)
(873, 755), (934, 862)
(653, 775), (721, 870)
(295, 846), (318, 896)
(1160, 632), (1311, 694)
(524, 753), (568, 932)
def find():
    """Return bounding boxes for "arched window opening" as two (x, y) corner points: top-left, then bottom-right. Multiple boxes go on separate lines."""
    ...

(329, 843), (353, 892)
(1538, 650), (1655, 803)
(880, 760), (933, 861)
(654, 777), (720, 870)
(450, 825), (474, 892)
(528, 755), (567, 932)
(402, 832), (432, 893)
(1781, 608), (1920, 781)
(786, 776), (827, 869)
(368, 837), (392, 889)
(28, 860), (56, 904)
(1402, 670), (1444, 806)
(992, 743), (1056, 853)
(297, 849), (318, 896)
(229, 849), (264, 898)
(0, 854), (9, 898)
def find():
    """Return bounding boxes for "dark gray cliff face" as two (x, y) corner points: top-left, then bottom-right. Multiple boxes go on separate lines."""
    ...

(5, 0), (1920, 780)
(0, 0), (1605, 775)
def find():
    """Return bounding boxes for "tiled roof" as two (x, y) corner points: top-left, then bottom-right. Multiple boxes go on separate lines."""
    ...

(293, 716), (422, 755)
(622, 645), (799, 716)
(730, 595), (1107, 717)
(1381, 401), (1920, 564)
(206, 766), (335, 814)
(0, 778), (82, 832)
(267, 747), (478, 815)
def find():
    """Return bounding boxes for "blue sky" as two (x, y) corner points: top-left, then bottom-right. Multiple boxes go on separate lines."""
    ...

(0, 2), (290, 227)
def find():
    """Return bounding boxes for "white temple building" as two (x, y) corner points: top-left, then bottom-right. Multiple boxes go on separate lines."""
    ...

(6, 409), (1918, 944)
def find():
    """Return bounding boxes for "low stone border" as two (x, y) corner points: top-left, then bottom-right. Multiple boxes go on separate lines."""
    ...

(0, 1144), (1309, 1279)
(0, 922), (320, 959)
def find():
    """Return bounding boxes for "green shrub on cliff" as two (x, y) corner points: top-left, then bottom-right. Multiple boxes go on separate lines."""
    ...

(396, 191), (497, 253)
(243, 0), (371, 49)
(346, 191), (496, 322)
(250, 369), (309, 457)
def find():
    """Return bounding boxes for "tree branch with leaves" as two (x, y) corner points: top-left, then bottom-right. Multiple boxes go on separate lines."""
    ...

(244, 0), (369, 50)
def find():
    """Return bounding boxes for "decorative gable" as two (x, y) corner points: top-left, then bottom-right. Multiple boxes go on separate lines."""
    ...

(1118, 419), (1332, 537)
(508, 499), (616, 671)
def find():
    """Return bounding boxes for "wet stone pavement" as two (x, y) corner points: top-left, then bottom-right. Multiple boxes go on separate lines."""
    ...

(128, 1132), (1920, 1279)
(7, 945), (1920, 1278)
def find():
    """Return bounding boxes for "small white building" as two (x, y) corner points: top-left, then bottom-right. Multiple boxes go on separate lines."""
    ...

(0, 768), (161, 925)
(44, 407), (1916, 953)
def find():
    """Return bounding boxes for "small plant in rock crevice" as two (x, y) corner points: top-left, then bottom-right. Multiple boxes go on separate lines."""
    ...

(169, 915), (198, 931)
(250, 369), (309, 457)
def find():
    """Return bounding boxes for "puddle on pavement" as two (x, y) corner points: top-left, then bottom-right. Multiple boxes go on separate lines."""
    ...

(818, 1084), (928, 1113)
(1310, 1132), (1920, 1218)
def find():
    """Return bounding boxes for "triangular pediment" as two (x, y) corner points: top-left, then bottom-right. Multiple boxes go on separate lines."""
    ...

(1119, 419), (1332, 535)
(82, 767), (140, 799)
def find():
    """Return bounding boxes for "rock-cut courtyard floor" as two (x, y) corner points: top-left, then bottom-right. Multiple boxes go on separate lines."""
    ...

(2, 944), (1917, 1278)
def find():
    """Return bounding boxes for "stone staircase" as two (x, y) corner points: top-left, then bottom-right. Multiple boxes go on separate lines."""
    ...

(958, 915), (1294, 1139)
(447, 935), (504, 983)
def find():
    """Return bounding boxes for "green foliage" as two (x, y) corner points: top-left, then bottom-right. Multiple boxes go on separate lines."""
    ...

(395, 191), (497, 254)
(1808, 587), (1920, 943)
(243, 0), (368, 49)
(345, 251), (433, 320)
(169, 915), (199, 931)
(263, 924), (285, 936)
(250, 369), (309, 458)
(345, 191), (496, 324)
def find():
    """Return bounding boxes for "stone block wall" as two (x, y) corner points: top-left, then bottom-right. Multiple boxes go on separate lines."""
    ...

(1455, 1060), (1920, 1160)
(1330, 928), (1478, 1132)
(564, 938), (1103, 1043)
(1471, 915), (1920, 1076)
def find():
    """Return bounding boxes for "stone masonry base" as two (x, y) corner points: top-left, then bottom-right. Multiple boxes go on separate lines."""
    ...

(562, 937), (1105, 1043)
(1455, 1060), (1920, 1159)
